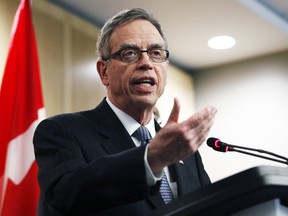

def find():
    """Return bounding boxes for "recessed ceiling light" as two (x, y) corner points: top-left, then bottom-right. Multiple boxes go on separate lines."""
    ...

(208, 35), (236, 50)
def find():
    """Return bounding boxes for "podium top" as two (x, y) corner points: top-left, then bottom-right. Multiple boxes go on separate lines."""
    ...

(152, 165), (288, 216)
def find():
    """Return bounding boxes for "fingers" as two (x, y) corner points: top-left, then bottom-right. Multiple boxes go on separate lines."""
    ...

(166, 98), (180, 124)
(185, 106), (217, 129)
(183, 106), (217, 150)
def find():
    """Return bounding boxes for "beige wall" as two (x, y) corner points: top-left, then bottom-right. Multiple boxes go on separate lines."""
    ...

(1, 0), (195, 121)
(196, 50), (288, 182)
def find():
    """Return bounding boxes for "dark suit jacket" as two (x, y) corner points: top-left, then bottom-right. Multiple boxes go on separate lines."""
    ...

(33, 98), (210, 216)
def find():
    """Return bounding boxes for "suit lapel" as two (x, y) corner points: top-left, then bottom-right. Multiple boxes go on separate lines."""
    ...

(93, 99), (136, 154)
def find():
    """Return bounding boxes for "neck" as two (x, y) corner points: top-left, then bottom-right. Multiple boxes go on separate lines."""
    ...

(106, 97), (154, 125)
(131, 109), (153, 125)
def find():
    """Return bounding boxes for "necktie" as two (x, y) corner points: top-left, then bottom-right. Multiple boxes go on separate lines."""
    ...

(133, 126), (174, 204)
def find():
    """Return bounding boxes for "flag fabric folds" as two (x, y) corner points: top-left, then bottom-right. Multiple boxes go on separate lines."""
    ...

(0, 0), (45, 215)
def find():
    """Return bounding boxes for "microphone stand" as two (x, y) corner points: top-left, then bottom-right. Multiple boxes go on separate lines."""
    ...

(227, 144), (288, 165)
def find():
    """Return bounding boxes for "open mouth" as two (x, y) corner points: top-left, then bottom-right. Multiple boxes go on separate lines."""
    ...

(134, 78), (155, 87)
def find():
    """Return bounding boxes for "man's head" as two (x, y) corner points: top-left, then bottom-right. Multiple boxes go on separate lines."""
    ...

(96, 8), (168, 60)
(96, 8), (169, 123)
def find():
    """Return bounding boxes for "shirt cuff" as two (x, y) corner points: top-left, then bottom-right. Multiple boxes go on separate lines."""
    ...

(144, 144), (162, 186)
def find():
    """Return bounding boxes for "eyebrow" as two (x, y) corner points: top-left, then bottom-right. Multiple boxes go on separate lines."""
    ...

(119, 43), (138, 50)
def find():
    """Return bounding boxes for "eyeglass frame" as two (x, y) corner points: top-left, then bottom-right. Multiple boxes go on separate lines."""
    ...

(102, 47), (169, 64)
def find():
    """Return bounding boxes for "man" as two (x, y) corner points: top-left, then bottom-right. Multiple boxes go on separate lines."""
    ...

(33, 8), (217, 216)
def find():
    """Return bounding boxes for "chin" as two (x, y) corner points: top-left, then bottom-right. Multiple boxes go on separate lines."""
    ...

(134, 96), (156, 107)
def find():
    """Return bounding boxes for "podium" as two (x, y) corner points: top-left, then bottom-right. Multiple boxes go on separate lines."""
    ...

(152, 166), (288, 216)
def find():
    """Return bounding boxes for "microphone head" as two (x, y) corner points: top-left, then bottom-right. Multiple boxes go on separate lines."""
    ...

(207, 137), (219, 147)
(206, 137), (229, 152)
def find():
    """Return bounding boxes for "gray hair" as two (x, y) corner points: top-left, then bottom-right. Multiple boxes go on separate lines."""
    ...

(96, 8), (168, 60)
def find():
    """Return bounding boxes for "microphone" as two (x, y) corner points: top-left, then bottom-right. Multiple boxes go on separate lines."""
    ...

(207, 137), (231, 152)
(207, 137), (288, 165)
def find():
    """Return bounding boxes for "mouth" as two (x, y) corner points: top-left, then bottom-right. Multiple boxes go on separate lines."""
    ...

(133, 78), (156, 87)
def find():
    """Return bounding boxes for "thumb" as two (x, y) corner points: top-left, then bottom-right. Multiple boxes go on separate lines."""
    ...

(166, 98), (180, 124)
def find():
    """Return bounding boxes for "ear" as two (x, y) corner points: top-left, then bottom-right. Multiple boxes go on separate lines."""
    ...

(96, 60), (109, 86)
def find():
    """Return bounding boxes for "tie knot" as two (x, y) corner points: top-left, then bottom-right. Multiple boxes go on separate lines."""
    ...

(133, 126), (151, 145)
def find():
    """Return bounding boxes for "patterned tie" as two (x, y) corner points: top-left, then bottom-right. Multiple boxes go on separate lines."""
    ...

(133, 126), (174, 204)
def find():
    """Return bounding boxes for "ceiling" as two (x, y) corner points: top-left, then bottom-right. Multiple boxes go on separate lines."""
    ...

(47, 0), (288, 71)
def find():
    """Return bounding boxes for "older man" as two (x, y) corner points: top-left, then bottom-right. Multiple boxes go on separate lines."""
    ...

(33, 8), (217, 216)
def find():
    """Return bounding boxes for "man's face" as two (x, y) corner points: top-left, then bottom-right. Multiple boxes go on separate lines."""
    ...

(97, 20), (168, 113)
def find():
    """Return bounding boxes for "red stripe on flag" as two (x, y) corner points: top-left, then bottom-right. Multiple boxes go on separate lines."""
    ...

(0, 0), (44, 215)
(1, 162), (39, 216)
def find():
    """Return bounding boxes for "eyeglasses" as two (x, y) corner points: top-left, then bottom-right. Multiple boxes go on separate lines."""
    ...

(103, 47), (169, 63)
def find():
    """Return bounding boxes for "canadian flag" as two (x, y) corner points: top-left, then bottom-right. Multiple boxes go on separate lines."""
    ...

(0, 0), (45, 215)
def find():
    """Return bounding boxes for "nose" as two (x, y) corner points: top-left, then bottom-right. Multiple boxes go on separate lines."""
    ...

(137, 52), (153, 70)
(139, 51), (151, 62)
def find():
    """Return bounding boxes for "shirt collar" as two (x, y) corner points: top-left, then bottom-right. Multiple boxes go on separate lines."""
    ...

(106, 97), (156, 138)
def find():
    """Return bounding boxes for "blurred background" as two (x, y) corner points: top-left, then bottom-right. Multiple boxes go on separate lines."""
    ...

(1, 0), (288, 182)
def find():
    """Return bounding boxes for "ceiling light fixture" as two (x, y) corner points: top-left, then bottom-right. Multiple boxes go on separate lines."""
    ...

(208, 35), (236, 50)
